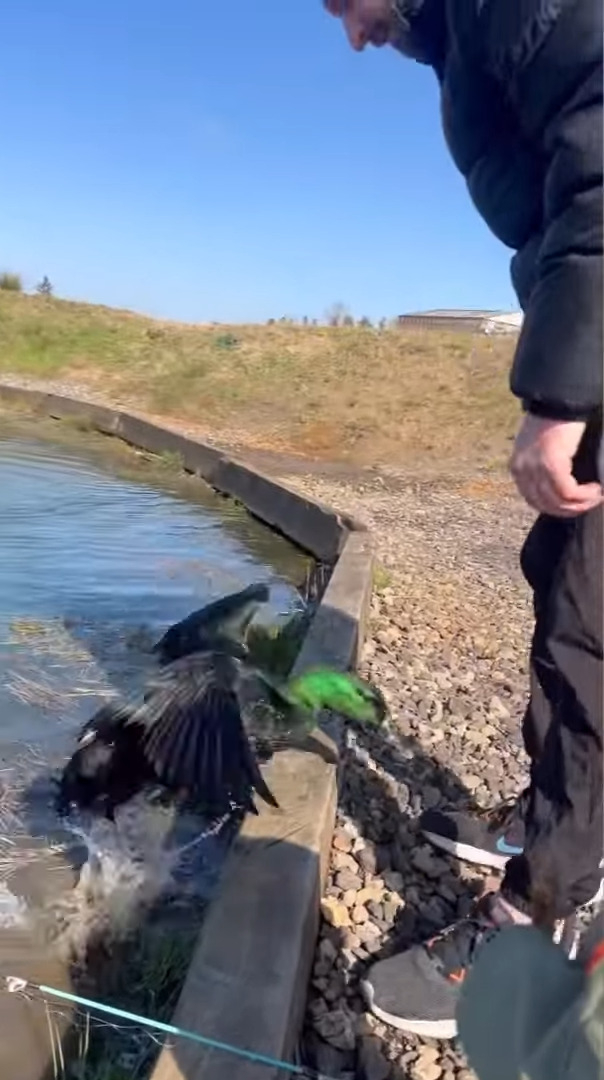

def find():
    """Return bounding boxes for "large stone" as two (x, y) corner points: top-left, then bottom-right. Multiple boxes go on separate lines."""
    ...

(314, 1007), (356, 1051)
(354, 1012), (380, 1038)
(315, 1039), (351, 1078)
(356, 882), (385, 905)
(321, 897), (351, 928)
(411, 1056), (443, 1080)
(336, 868), (363, 892)
(333, 828), (354, 853)
(382, 869), (404, 892)
(356, 920), (381, 944)
(412, 846), (447, 879)
(351, 904), (369, 924)
(333, 850), (361, 874)
(358, 1036), (391, 1080)
(318, 937), (338, 965)
(461, 773), (482, 792)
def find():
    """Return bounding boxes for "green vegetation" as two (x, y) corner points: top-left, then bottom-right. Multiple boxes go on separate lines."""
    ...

(68, 920), (199, 1080)
(156, 449), (185, 471)
(0, 290), (520, 474)
(372, 562), (393, 594)
(0, 271), (23, 291)
(246, 610), (310, 679)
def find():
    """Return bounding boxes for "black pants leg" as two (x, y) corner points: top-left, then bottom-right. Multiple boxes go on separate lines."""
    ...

(502, 426), (603, 921)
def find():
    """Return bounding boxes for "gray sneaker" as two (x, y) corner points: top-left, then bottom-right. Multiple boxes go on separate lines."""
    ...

(361, 894), (504, 1039)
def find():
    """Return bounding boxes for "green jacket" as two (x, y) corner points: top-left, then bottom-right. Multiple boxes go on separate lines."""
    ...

(457, 919), (604, 1080)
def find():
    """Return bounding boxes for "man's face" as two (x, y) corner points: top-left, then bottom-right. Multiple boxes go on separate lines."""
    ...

(323, 0), (398, 51)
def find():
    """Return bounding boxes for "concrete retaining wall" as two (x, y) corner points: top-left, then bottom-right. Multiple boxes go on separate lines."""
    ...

(0, 383), (375, 1080)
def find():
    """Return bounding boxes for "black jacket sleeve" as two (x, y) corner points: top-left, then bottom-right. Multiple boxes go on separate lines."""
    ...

(484, 0), (603, 417)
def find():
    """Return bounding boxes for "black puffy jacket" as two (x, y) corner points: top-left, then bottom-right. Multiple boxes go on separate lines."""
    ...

(394, 0), (603, 419)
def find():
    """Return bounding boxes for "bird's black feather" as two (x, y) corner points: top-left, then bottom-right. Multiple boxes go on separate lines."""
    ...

(152, 582), (270, 665)
(138, 653), (279, 814)
(56, 702), (152, 820)
(56, 627), (280, 822)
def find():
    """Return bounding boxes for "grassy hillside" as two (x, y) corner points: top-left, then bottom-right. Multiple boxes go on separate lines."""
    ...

(0, 292), (520, 472)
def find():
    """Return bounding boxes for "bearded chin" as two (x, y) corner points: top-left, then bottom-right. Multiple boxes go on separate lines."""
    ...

(388, 0), (435, 64)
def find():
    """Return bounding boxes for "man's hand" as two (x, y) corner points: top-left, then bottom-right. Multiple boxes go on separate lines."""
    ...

(510, 414), (603, 517)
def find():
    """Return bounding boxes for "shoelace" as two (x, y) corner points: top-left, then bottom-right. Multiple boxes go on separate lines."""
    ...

(427, 903), (500, 978)
(478, 795), (526, 833)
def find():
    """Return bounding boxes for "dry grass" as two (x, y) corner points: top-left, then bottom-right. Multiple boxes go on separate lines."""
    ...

(0, 292), (520, 473)
(4, 617), (118, 713)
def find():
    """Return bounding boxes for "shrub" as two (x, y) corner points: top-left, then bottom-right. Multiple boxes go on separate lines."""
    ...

(0, 271), (22, 292)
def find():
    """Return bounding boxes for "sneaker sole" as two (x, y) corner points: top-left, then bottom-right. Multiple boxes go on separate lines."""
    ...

(360, 979), (458, 1040)
(421, 830), (510, 870)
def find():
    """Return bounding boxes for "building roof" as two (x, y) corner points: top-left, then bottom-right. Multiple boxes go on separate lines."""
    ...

(400, 308), (510, 319)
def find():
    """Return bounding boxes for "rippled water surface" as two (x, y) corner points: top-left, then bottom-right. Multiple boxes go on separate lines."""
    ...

(0, 414), (310, 1079)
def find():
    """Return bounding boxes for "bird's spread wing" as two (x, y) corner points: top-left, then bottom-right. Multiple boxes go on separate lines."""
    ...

(76, 702), (140, 745)
(152, 582), (270, 663)
(131, 655), (279, 813)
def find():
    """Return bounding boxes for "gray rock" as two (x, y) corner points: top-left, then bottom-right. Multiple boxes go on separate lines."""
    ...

(488, 694), (510, 719)
(333, 850), (361, 873)
(383, 869), (404, 892)
(358, 1036), (391, 1080)
(310, 1035), (352, 1078)
(422, 785), (441, 809)
(324, 971), (346, 1003)
(356, 846), (378, 876)
(356, 920), (382, 944)
(314, 1007), (356, 1051)
(412, 847), (447, 879)
(375, 845), (393, 873)
(336, 868), (363, 892)
(307, 994), (329, 1021)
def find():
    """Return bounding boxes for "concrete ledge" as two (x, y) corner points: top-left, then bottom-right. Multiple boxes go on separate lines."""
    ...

(0, 382), (375, 1080)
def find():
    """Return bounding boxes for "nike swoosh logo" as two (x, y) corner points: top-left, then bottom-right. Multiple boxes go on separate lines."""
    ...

(496, 837), (524, 856)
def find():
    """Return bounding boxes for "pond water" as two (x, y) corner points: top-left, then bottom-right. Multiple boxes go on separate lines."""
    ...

(0, 413), (310, 1080)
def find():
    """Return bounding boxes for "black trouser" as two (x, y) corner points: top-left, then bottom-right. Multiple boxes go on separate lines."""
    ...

(502, 419), (603, 920)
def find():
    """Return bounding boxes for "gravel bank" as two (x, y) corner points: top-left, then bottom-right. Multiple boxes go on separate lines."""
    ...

(280, 473), (536, 1080)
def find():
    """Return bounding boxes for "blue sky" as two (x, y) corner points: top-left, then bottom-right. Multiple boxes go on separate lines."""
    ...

(1, 1), (516, 324)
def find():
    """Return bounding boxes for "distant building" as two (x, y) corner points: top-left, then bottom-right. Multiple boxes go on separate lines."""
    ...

(397, 308), (523, 334)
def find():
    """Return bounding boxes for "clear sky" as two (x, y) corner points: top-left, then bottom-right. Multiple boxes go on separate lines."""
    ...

(1, 1), (517, 324)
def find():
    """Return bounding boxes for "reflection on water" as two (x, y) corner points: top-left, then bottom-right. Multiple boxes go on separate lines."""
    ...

(0, 416), (309, 1078)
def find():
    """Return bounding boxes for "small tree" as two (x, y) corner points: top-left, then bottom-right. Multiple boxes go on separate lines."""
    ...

(359, 316), (373, 328)
(36, 275), (53, 296)
(0, 271), (23, 292)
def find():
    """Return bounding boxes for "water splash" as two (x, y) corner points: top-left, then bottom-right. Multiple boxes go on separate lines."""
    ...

(50, 794), (236, 959)
(0, 883), (29, 928)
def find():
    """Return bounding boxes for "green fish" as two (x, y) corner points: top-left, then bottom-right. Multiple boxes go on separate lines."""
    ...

(266, 667), (387, 727)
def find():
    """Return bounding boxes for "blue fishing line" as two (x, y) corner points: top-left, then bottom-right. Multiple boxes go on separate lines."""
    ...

(6, 976), (337, 1080)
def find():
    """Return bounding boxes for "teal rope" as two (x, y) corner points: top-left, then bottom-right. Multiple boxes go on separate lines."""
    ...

(12, 978), (337, 1080)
